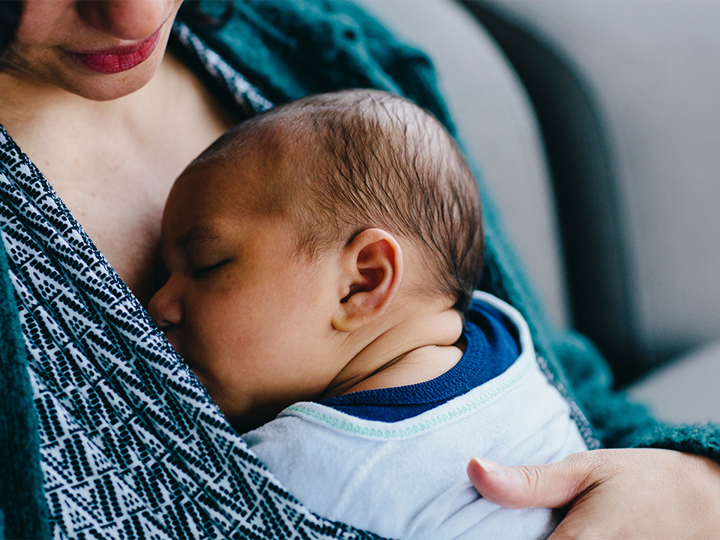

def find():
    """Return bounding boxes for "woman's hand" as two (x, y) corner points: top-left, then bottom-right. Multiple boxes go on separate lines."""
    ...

(467, 449), (720, 539)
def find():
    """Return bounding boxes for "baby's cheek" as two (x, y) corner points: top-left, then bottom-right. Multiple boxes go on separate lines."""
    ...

(163, 332), (182, 354)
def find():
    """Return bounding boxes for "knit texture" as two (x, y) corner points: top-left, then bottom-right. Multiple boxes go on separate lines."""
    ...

(0, 240), (50, 539)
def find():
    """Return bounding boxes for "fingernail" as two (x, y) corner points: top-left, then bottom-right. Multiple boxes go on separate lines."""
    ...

(473, 458), (506, 477)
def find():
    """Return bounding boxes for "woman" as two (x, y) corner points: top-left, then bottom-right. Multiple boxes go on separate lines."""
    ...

(0, 1), (718, 538)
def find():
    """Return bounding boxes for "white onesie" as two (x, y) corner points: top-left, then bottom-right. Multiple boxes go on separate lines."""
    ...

(243, 292), (589, 539)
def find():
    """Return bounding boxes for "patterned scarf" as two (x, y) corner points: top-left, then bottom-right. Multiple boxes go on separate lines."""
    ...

(0, 22), (378, 540)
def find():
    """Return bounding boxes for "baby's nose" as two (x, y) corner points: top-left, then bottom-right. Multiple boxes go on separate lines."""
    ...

(147, 285), (184, 330)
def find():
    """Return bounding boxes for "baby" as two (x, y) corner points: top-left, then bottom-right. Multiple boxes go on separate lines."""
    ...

(148, 89), (587, 539)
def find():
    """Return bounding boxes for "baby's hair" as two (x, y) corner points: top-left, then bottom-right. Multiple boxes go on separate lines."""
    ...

(195, 89), (484, 312)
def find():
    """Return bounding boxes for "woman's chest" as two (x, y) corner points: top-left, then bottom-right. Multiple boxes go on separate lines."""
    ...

(8, 55), (237, 304)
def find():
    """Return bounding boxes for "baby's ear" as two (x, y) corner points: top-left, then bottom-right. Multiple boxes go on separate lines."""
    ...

(332, 228), (403, 332)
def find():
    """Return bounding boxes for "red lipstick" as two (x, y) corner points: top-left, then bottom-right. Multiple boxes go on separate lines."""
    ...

(65, 28), (162, 74)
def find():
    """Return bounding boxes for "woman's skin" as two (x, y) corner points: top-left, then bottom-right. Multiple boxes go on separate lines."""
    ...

(0, 1), (717, 537)
(468, 449), (720, 539)
(0, 0), (236, 304)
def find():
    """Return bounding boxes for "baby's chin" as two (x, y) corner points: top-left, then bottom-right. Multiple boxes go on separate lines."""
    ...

(172, 345), (202, 376)
(182, 355), (202, 377)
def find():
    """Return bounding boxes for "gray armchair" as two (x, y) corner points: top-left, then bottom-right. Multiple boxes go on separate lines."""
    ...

(359, 0), (720, 424)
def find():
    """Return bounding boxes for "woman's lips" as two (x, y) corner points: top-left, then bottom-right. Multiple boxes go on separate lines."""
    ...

(64, 28), (163, 74)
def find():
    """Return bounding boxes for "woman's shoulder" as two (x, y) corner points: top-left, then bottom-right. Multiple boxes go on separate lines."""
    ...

(177, 0), (453, 128)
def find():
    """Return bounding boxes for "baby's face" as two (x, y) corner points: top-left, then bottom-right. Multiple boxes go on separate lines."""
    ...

(148, 159), (342, 432)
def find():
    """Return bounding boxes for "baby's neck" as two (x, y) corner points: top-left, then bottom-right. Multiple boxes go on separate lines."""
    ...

(324, 306), (465, 398)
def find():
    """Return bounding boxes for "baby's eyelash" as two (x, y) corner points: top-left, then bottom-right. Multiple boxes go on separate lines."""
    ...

(193, 259), (229, 277)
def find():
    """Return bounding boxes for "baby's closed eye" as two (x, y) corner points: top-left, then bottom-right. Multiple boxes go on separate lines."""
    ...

(192, 259), (230, 277)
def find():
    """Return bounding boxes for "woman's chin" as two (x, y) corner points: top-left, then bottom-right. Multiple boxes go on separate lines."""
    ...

(62, 55), (165, 101)
(3, 33), (170, 102)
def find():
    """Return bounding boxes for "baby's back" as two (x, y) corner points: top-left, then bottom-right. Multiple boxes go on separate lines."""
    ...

(244, 294), (589, 539)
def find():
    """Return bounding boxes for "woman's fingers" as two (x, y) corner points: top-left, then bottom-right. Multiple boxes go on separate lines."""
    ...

(468, 449), (720, 540)
(466, 452), (595, 509)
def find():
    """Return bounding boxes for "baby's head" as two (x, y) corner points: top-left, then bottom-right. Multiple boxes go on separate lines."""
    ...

(148, 89), (483, 430)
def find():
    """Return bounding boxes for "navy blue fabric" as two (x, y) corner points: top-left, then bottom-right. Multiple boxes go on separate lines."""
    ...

(320, 299), (520, 422)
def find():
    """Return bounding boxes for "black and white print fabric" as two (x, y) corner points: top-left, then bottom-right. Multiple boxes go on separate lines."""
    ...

(172, 21), (274, 117)
(0, 23), (378, 540)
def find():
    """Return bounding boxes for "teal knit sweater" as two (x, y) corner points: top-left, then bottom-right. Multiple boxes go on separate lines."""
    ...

(1, 1), (718, 538)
